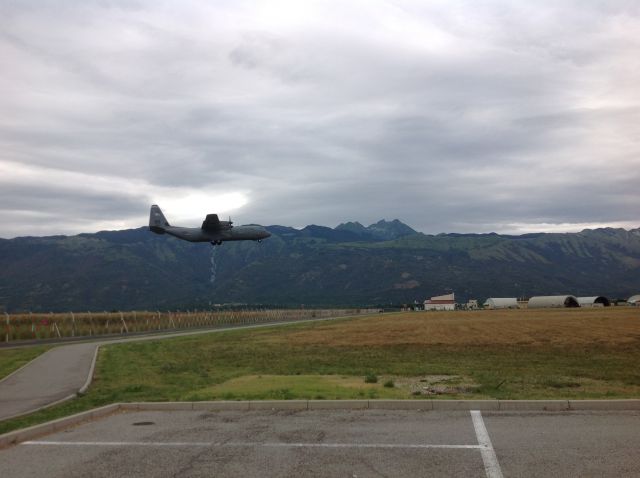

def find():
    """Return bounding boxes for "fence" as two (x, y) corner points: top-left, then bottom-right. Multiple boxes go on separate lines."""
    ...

(2, 309), (379, 343)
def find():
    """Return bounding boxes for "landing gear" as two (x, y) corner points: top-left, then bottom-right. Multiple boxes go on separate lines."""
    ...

(210, 240), (222, 246)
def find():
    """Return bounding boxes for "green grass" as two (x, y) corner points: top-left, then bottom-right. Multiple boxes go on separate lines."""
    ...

(1, 310), (639, 435)
(185, 374), (405, 401)
(0, 346), (50, 380)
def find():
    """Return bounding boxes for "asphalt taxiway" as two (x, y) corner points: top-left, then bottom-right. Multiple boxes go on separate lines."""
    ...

(2, 409), (639, 477)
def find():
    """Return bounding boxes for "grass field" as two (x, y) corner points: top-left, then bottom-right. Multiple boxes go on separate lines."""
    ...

(1, 307), (639, 434)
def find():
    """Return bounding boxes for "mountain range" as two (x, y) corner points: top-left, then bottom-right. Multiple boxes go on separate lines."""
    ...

(1, 220), (639, 312)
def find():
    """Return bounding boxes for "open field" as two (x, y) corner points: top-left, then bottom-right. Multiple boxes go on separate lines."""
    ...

(1, 307), (639, 434)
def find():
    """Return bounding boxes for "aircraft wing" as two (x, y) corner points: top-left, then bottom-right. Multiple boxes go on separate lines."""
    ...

(202, 214), (221, 231)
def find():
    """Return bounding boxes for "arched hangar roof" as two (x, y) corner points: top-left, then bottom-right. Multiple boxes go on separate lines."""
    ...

(528, 295), (580, 308)
(485, 298), (519, 309)
(628, 295), (640, 304)
(577, 296), (611, 307)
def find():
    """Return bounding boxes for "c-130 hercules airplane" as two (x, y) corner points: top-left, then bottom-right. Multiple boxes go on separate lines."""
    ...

(149, 205), (271, 245)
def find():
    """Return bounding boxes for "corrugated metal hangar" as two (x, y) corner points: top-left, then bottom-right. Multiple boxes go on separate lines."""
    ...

(484, 298), (519, 309)
(577, 296), (611, 307)
(527, 295), (580, 308)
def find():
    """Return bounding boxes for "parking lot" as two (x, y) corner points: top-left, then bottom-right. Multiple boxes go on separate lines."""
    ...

(2, 409), (639, 477)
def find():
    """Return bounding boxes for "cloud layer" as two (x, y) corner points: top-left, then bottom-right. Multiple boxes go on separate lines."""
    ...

(1, 0), (639, 237)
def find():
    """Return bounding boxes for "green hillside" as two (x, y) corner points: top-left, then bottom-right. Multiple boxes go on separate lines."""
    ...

(0, 222), (639, 312)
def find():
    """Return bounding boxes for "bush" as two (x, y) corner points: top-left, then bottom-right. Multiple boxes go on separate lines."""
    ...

(383, 380), (394, 388)
(364, 373), (378, 383)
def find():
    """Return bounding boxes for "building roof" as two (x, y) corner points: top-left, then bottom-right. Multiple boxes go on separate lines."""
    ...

(430, 293), (455, 301)
(528, 295), (580, 308)
(628, 295), (640, 304)
(485, 298), (518, 307)
(577, 296), (611, 306)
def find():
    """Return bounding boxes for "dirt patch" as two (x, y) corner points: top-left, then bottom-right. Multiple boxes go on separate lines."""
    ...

(392, 375), (480, 396)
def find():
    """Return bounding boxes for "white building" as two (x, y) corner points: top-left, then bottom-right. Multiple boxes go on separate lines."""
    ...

(484, 298), (519, 309)
(424, 293), (456, 311)
(577, 296), (611, 307)
(628, 295), (640, 306)
(528, 295), (580, 308)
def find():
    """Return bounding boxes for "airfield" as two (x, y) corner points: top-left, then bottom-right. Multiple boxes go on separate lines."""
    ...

(1, 307), (639, 476)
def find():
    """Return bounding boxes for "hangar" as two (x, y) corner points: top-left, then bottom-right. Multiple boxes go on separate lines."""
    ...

(528, 295), (580, 308)
(577, 296), (611, 307)
(424, 293), (456, 311)
(628, 295), (640, 306)
(484, 298), (519, 309)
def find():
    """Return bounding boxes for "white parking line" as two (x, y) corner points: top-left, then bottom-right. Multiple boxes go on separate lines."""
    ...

(22, 440), (483, 450)
(471, 410), (504, 478)
(24, 414), (502, 478)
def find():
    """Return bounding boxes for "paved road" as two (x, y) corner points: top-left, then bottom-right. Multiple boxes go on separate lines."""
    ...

(2, 409), (639, 477)
(0, 343), (97, 421)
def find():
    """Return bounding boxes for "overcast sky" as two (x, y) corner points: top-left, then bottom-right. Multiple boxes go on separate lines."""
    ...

(1, 0), (639, 238)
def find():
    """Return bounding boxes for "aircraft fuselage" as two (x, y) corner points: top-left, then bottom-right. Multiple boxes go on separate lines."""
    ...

(158, 225), (270, 243)
(148, 204), (270, 245)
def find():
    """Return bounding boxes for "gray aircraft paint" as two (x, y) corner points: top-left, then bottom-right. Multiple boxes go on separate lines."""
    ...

(148, 205), (270, 245)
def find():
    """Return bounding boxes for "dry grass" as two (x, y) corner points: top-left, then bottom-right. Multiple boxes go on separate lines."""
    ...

(274, 308), (640, 347)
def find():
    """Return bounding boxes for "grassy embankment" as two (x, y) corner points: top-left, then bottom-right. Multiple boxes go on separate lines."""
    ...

(0, 307), (639, 434)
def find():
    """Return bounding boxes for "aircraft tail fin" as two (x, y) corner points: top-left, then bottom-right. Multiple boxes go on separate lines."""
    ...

(149, 205), (170, 233)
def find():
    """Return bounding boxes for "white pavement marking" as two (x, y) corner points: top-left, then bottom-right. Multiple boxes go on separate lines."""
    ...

(23, 441), (214, 447)
(257, 443), (482, 449)
(23, 440), (483, 450)
(471, 410), (504, 478)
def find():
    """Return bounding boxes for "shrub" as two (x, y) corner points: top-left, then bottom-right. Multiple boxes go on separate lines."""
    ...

(383, 380), (394, 388)
(364, 373), (378, 384)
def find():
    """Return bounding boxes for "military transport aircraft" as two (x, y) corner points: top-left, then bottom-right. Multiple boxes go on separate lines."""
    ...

(148, 204), (270, 245)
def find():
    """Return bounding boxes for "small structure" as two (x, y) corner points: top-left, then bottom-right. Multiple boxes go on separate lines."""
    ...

(484, 298), (519, 309)
(528, 295), (580, 308)
(424, 293), (455, 311)
(577, 296), (611, 307)
(466, 299), (479, 310)
(628, 295), (640, 306)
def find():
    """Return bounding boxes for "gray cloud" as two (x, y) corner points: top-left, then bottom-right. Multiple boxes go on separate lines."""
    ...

(0, 0), (639, 238)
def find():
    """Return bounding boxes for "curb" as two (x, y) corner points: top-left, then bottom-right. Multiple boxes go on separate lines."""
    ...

(78, 345), (100, 395)
(2, 399), (640, 449)
(0, 403), (121, 449)
(0, 393), (79, 423)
